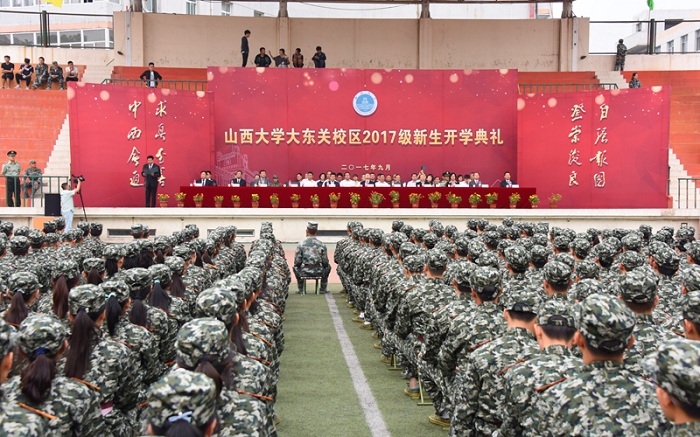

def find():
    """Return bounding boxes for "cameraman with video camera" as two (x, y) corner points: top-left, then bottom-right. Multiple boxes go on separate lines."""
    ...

(60, 175), (83, 230)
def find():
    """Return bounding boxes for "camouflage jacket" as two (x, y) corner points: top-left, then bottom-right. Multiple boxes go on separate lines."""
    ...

(499, 345), (579, 437)
(536, 361), (669, 436)
(394, 281), (430, 340)
(450, 328), (540, 437)
(2, 375), (106, 436)
(218, 389), (268, 437)
(672, 422), (700, 436)
(423, 295), (474, 365)
(230, 242), (247, 273)
(294, 236), (330, 277)
(183, 264), (212, 292)
(624, 313), (677, 378)
(233, 354), (269, 396)
(81, 236), (105, 258)
(0, 400), (47, 436)
(102, 317), (163, 384)
(438, 301), (506, 378)
(657, 273), (682, 317)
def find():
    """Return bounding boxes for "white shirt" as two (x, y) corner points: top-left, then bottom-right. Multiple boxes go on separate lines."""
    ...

(299, 179), (317, 187)
(60, 189), (75, 213)
(406, 181), (417, 187)
(339, 179), (355, 187)
(374, 181), (390, 187)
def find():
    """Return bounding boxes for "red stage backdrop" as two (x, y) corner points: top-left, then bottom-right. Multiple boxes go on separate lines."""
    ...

(68, 83), (213, 207)
(207, 67), (518, 186)
(517, 87), (670, 208)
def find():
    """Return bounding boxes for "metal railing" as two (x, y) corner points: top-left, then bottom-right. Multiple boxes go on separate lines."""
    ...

(676, 178), (700, 209)
(590, 19), (700, 55)
(3, 175), (70, 208)
(518, 83), (619, 94)
(101, 78), (208, 92)
(0, 10), (113, 49)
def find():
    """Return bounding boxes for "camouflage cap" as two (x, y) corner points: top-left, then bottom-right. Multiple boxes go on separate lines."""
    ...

(27, 229), (44, 246)
(164, 256), (186, 276)
(0, 318), (15, 357)
(575, 260), (600, 279)
(682, 290), (700, 324)
(139, 239), (154, 253)
(90, 222), (103, 233)
(173, 244), (195, 260)
(482, 231), (500, 248)
(595, 243), (618, 262)
(618, 251), (645, 271)
(468, 240), (487, 260)
(53, 217), (65, 228)
(403, 255), (425, 274)
(422, 233), (438, 249)
(102, 244), (125, 260)
(9, 236), (28, 253)
(42, 221), (56, 233)
(43, 233), (59, 245)
(570, 238), (591, 257)
(176, 318), (231, 369)
(571, 278), (605, 301)
(13, 226), (28, 237)
(454, 237), (470, 256)
(68, 284), (105, 315)
(530, 245), (549, 265)
(130, 224), (144, 236)
(391, 220), (404, 232)
(149, 264), (172, 285)
(123, 267), (153, 291)
(196, 287), (237, 326)
(617, 269), (657, 304)
(553, 235), (571, 252)
(368, 229), (384, 246)
(497, 239), (513, 254)
(505, 245), (529, 270)
(82, 257), (105, 273)
(444, 225), (458, 240)
(52, 259), (80, 280)
(685, 240), (700, 263)
(123, 241), (140, 258)
(430, 221), (444, 238)
(17, 313), (67, 357)
(531, 234), (549, 247)
(467, 219), (478, 231)
(475, 251), (499, 268)
(7, 272), (40, 295)
(576, 293), (636, 353)
(425, 249), (446, 271)
(538, 299), (575, 327)
(502, 287), (543, 313)
(652, 339), (700, 408)
(76, 222), (90, 235)
(146, 368), (217, 429)
(452, 263), (474, 288)
(471, 266), (501, 294)
(682, 264), (700, 292)
(99, 280), (130, 303)
(553, 253), (575, 270)
(544, 261), (572, 286)
(153, 236), (171, 254)
(653, 246), (681, 271)
(0, 222), (12, 236)
(621, 233), (642, 252)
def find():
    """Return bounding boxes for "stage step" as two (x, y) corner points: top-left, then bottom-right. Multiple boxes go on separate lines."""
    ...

(45, 115), (71, 179)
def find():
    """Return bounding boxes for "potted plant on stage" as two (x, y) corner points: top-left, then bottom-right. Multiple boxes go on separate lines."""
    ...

(389, 190), (400, 208)
(213, 195), (224, 208)
(158, 193), (169, 208)
(447, 192), (463, 208)
(486, 192), (498, 208)
(508, 192), (521, 209)
(231, 195), (241, 208)
(193, 193), (204, 208)
(310, 194), (320, 208)
(329, 192), (340, 208)
(548, 193), (562, 208)
(428, 191), (442, 208)
(290, 193), (300, 208)
(409, 193), (422, 208)
(251, 193), (260, 208)
(270, 193), (280, 208)
(529, 194), (540, 209)
(349, 192), (361, 208)
(175, 192), (186, 208)
(369, 191), (385, 208)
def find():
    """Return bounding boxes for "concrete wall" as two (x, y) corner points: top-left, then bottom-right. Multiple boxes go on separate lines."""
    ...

(112, 12), (586, 71)
(580, 53), (700, 72)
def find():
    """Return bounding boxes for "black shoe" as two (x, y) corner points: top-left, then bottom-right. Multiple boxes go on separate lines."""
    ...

(319, 290), (328, 294)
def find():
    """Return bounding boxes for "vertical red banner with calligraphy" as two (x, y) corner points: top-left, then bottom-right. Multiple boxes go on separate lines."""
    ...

(207, 67), (518, 186)
(68, 83), (213, 207)
(517, 87), (670, 208)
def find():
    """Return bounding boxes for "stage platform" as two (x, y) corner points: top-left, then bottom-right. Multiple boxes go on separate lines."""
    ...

(1, 207), (698, 244)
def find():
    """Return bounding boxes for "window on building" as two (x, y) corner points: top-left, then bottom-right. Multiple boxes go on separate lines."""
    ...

(655, 45), (661, 54)
(667, 40), (674, 53)
(221, 2), (232, 16)
(186, 0), (196, 15)
(681, 34), (688, 53)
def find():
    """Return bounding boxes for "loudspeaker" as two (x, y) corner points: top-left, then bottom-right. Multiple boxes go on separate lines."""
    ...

(44, 194), (61, 217)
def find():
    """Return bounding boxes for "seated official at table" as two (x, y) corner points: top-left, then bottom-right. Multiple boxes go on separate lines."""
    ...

(193, 170), (216, 186)
(251, 169), (271, 186)
(468, 171), (484, 187)
(230, 170), (247, 186)
(500, 171), (516, 188)
(300, 171), (317, 187)
(206, 171), (217, 186)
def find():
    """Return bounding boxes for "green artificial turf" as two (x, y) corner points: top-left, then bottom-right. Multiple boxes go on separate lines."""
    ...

(275, 283), (448, 436)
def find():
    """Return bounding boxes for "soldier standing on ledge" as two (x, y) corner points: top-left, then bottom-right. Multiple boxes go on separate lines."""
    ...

(615, 38), (627, 71)
(294, 221), (330, 294)
(2, 150), (21, 207)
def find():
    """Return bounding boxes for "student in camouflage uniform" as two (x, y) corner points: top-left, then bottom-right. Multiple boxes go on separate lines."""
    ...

(293, 221), (330, 294)
(536, 294), (669, 435)
(2, 313), (105, 435)
(652, 339), (700, 435)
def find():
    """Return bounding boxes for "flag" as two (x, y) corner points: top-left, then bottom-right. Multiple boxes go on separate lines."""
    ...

(43, 0), (63, 7)
(647, 0), (654, 10)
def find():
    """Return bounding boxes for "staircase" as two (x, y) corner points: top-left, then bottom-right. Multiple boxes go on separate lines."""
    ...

(81, 65), (114, 85)
(594, 71), (628, 90)
(45, 115), (71, 181)
(669, 149), (700, 208)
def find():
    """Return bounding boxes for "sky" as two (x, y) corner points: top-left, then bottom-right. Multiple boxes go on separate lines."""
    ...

(553, 0), (700, 20)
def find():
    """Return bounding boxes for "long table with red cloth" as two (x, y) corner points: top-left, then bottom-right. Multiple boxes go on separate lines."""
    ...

(177, 186), (536, 208)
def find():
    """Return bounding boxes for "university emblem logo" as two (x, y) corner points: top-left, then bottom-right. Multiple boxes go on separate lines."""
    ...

(353, 91), (378, 117)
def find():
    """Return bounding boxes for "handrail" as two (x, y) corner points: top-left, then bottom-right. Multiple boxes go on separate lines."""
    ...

(518, 83), (619, 94)
(677, 178), (700, 209)
(101, 78), (207, 92)
(3, 175), (71, 208)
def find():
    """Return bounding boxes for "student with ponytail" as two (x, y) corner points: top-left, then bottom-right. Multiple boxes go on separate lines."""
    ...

(2, 314), (105, 435)
(100, 279), (163, 385)
(38, 259), (80, 327)
(3, 272), (41, 327)
(149, 263), (192, 328)
(145, 369), (218, 437)
(175, 318), (267, 436)
(164, 255), (198, 314)
(81, 257), (105, 285)
(102, 244), (125, 279)
(153, 235), (172, 265)
(65, 284), (141, 435)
